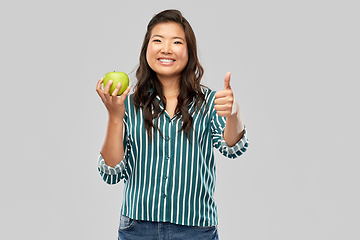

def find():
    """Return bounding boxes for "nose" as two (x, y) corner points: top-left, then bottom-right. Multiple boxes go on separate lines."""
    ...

(161, 42), (172, 54)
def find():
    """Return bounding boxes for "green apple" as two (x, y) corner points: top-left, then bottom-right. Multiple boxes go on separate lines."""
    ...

(103, 71), (129, 95)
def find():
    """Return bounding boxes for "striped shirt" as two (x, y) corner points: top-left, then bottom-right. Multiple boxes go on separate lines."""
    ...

(98, 87), (249, 226)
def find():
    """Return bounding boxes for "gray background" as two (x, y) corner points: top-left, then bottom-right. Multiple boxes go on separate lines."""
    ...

(1, 0), (359, 239)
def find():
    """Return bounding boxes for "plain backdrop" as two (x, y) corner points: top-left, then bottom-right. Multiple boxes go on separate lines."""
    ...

(1, 0), (359, 239)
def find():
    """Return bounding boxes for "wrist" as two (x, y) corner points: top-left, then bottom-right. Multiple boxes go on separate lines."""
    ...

(230, 100), (240, 116)
(108, 114), (124, 124)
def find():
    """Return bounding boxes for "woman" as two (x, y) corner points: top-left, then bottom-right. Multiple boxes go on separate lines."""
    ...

(96, 9), (249, 240)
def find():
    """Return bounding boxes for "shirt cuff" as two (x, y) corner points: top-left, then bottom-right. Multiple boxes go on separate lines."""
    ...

(97, 152), (126, 176)
(219, 126), (249, 159)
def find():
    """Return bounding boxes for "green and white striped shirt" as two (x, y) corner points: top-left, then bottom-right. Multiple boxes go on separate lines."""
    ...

(98, 87), (249, 227)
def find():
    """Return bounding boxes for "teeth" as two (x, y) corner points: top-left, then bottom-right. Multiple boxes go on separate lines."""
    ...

(159, 59), (174, 63)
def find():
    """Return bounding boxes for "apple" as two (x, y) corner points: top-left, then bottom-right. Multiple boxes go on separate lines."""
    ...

(103, 71), (129, 95)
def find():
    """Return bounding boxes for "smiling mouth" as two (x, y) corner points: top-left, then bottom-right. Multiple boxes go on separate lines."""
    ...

(158, 58), (175, 63)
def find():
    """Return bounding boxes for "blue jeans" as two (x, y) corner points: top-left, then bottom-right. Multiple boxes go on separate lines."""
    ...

(118, 214), (219, 240)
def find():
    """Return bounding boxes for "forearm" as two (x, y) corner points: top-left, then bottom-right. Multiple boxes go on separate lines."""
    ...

(101, 116), (125, 168)
(223, 101), (245, 147)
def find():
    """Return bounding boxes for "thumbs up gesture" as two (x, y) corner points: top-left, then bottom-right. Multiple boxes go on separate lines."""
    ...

(214, 72), (238, 117)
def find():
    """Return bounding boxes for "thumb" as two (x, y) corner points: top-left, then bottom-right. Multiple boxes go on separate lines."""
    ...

(224, 72), (231, 90)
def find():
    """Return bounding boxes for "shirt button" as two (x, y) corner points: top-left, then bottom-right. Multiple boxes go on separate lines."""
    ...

(165, 136), (170, 141)
(164, 176), (167, 179)
(163, 194), (167, 198)
(166, 156), (170, 160)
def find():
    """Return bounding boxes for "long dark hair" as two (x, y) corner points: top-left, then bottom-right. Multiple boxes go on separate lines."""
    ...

(133, 9), (205, 140)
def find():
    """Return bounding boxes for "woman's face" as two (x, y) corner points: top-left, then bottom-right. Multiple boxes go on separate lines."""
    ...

(146, 22), (188, 81)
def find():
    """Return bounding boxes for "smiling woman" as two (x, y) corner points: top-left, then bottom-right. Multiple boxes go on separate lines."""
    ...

(96, 9), (249, 240)
(134, 10), (205, 140)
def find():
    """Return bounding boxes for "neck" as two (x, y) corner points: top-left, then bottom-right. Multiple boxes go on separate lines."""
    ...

(158, 75), (180, 99)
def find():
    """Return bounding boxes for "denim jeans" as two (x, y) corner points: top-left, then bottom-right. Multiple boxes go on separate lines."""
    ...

(118, 214), (219, 240)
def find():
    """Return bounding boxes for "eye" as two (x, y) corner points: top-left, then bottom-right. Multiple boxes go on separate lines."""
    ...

(174, 41), (183, 45)
(152, 39), (161, 43)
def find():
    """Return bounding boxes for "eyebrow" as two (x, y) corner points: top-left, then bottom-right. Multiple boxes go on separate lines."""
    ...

(151, 35), (185, 41)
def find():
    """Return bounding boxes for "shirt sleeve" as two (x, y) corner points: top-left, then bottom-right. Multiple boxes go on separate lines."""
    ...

(97, 112), (131, 184)
(209, 91), (249, 159)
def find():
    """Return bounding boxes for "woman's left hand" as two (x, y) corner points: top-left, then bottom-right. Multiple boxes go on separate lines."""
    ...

(214, 72), (237, 117)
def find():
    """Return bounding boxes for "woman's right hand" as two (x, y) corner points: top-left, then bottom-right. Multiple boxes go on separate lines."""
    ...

(96, 78), (131, 120)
